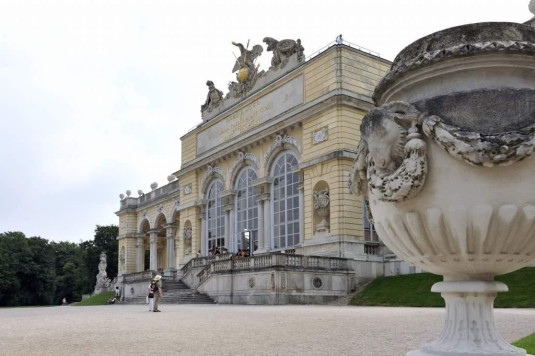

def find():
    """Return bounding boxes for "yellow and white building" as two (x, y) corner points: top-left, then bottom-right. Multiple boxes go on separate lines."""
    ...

(116, 40), (415, 304)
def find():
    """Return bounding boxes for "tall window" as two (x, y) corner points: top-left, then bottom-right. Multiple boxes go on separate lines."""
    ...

(363, 198), (379, 242)
(271, 152), (300, 249)
(206, 180), (225, 249)
(235, 167), (258, 251)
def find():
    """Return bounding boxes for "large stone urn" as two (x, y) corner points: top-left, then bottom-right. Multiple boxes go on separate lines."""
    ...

(351, 16), (535, 356)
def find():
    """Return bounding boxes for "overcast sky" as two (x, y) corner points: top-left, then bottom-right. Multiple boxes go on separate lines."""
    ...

(0, 0), (530, 243)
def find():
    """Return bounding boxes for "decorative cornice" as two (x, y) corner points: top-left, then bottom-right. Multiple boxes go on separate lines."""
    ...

(175, 91), (373, 178)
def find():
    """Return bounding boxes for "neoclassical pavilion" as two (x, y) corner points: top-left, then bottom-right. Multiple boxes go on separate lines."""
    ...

(116, 38), (415, 303)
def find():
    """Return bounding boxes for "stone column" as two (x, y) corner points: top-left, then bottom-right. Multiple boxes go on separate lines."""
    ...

(164, 223), (177, 273)
(148, 229), (159, 271)
(197, 204), (207, 256)
(224, 209), (230, 248)
(220, 190), (235, 251)
(229, 209), (235, 251)
(255, 192), (271, 253)
(252, 178), (273, 253)
(256, 196), (264, 251)
(298, 172), (304, 245)
(263, 198), (271, 251)
(136, 234), (144, 272)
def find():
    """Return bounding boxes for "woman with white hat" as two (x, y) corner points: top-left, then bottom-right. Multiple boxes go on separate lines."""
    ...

(152, 275), (163, 312)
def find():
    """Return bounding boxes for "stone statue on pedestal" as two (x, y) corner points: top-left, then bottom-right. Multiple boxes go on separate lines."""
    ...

(93, 251), (111, 294)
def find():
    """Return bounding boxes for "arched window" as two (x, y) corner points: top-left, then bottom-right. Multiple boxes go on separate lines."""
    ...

(271, 152), (300, 249)
(206, 180), (224, 249)
(363, 198), (379, 242)
(234, 166), (258, 251)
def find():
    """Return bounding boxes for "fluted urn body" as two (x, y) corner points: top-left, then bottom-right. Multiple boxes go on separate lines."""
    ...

(352, 22), (535, 356)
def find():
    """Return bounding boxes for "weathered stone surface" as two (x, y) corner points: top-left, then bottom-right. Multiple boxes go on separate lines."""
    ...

(374, 22), (535, 103)
(413, 88), (535, 134)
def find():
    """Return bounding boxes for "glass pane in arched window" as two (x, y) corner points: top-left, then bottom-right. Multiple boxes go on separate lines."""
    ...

(235, 167), (258, 251)
(206, 180), (224, 249)
(363, 198), (379, 243)
(272, 152), (300, 249)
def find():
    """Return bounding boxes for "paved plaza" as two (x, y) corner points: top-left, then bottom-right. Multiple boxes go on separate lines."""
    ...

(1, 304), (534, 355)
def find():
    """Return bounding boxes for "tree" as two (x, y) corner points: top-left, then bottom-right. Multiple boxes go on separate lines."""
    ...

(52, 241), (87, 304)
(0, 225), (119, 306)
(0, 232), (55, 306)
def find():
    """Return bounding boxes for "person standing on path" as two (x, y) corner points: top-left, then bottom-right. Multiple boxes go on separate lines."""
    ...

(147, 281), (155, 311)
(152, 275), (163, 312)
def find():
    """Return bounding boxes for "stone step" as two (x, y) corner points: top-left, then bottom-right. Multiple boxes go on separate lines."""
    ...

(123, 279), (214, 304)
(126, 294), (215, 305)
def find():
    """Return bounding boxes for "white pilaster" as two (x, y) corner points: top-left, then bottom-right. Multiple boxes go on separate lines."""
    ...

(164, 223), (177, 271)
(136, 235), (144, 272)
(149, 230), (158, 271)
(263, 199), (270, 251)
(257, 197), (264, 251)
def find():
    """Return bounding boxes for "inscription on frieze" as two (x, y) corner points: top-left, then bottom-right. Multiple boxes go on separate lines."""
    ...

(197, 75), (304, 155)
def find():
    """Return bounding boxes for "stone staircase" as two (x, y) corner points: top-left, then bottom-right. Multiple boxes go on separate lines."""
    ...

(126, 280), (215, 305)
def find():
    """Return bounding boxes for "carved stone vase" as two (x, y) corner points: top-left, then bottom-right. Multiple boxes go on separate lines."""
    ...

(352, 22), (535, 356)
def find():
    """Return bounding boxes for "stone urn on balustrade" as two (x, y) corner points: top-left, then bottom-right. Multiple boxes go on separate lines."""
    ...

(351, 18), (535, 356)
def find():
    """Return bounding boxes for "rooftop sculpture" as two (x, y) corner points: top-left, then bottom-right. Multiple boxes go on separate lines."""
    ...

(263, 37), (305, 70)
(200, 37), (305, 121)
(228, 41), (263, 98)
(200, 81), (224, 113)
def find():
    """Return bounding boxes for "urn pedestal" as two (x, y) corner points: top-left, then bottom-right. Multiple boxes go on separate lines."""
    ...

(352, 22), (535, 356)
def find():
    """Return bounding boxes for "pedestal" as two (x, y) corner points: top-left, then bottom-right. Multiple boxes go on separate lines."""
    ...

(407, 281), (526, 356)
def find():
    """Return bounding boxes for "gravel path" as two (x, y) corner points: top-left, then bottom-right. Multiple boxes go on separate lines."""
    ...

(1, 305), (534, 355)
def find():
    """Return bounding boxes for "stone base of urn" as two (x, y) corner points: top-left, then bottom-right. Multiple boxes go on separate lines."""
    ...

(407, 280), (526, 356)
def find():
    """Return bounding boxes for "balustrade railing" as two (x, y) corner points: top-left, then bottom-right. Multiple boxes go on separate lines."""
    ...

(253, 254), (272, 268)
(364, 242), (380, 255)
(189, 253), (350, 286)
(233, 257), (250, 270)
(197, 264), (212, 286)
(122, 270), (154, 283)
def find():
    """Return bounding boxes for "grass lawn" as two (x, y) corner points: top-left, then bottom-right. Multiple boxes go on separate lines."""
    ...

(513, 333), (535, 354)
(350, 267), (535, 307)
(72, 291), (115, 306)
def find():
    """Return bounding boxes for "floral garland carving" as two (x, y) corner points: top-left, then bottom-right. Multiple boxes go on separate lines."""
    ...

(200, 165), (225, 193)
(263, 134), (301, 167)
(228, 151), (260, 180)
(351, 100), (535, 203)
(422, 116), (535, 167)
